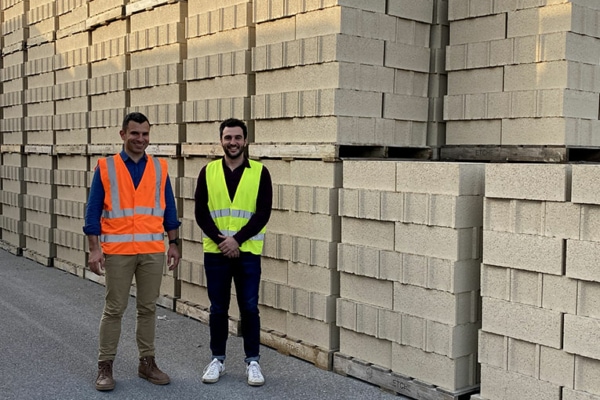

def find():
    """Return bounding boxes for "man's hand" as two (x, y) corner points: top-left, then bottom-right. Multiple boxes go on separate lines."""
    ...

(167, 243), (181, 270)
(218, 235), (240, 258)
(88, 248), (106, 276)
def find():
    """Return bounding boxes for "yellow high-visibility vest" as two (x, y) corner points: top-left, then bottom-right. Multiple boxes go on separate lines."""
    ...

(203, 159), (265, 255)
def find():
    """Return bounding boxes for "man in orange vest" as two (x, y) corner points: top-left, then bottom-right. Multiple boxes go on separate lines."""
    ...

(194, 118), (272, 386)
(83, 112), (181, 391)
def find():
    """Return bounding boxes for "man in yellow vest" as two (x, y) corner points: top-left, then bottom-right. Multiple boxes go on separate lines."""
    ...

(83, 112), (181, 391)
(194, 118), (272, 386)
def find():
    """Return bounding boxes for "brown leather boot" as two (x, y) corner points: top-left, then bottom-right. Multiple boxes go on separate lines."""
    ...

(138, 356), (170, 385)
(95, 360), (115, 391)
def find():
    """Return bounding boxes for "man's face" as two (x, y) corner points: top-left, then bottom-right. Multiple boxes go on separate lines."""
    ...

(120, 120), (150, 157)
(221, 126), (247, 159)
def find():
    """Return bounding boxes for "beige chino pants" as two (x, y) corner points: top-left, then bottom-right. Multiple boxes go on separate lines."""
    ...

(98, 253), (165, 361)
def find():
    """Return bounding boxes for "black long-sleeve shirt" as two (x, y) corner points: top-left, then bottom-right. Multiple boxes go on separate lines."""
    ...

(194, 157), (272, 247)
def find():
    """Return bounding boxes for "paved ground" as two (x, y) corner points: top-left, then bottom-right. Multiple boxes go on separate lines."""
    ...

(0, 249), (406, 400)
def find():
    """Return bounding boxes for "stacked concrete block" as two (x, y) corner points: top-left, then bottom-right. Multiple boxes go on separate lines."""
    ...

(126, 1), (186, 150)
(445, 1), (600, 147)
(335, 160), (484, 396)
(175, 157), (210, 319)
(155, 155), (182, 309)
(55, 1), (89, 147)
(52, 155), (88, 277)
(24, 41), (55, 146)
(56, 0), (88, 38)
(1, 0), (27, 145)
(27, 0), (55, 46)
(2, 0), (28, 58)
(475, 162), (593, 400)
(25, 1), (56, 146)
(182, 0), (254, 150)
(258, 158), (341, 367)
(88, 18), (128, 146)
(0, 2), (25, 255)
(21, 153), (56, 265)
(0, 152), (24, 254)
(250, 0), (435, 157)
(427, 0), (449, 150)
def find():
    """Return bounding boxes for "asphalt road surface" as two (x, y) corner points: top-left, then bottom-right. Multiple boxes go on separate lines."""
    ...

(0, 249), (406, 400)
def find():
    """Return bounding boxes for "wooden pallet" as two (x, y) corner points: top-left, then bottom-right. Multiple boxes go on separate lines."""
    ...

(54, 144), (88, 156)
(86, 6), (125, 30)
(126, 0), (175, 15)
(175, 299), (241, 335)
(85, 269), (106, 286)
(87, 144), (121, 156)
(87, 143), (179, 157)
(24, 145), (53, 155)
(146, 144), (179, 157)
(181, 143), (224, 158)
(249, 143), (433, 161)
(333, 353), (479, 400)
(23, 250), (54, 268)
(54, 259), (86, 278)
(440, 145), (600, 163)
(0, 241), (23, 256)
(155, 295), (177, 311)
(0, 145), (24, 154)
(260, 329), (335, 371)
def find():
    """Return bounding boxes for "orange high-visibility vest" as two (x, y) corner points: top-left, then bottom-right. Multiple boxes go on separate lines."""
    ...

(98, 153), (167, 255)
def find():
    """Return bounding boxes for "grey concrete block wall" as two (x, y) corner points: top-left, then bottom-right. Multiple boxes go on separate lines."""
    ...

(337, 160), (484, 393)
(251, 1), (440, 150)
(478, 163), (600, 400)
(183, 0), (254, 147)
(22, 152), (56, 265)
(0, 152), (24, 253)
(445, 1), (600, 147)
(258, 158), (341, 355)
(52, 154), (89, 276)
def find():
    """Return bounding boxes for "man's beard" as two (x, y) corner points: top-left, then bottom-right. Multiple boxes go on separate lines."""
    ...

(224, 145), (244, 159)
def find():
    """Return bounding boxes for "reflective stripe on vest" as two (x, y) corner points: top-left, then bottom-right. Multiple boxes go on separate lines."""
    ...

(99, 153), (167, 255)
(203, 159), (266, 255)
(100, 233), (165, 242)
(102, 156), (165, 219)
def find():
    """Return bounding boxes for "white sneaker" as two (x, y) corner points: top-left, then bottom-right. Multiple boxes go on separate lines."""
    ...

(202, 359), (225, 383)
(246, 361), (265, 386)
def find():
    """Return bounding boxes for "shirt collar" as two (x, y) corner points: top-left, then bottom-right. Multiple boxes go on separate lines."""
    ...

(221, 157), (250, 169)
(120, 149), (147, 163)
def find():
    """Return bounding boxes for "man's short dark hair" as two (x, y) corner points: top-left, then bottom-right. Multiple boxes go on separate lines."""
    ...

(122, 112), (150, 131)
(219, 118), (247, 139)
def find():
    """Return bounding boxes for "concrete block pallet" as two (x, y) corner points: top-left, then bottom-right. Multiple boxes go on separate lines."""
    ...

(475, 163), (600, 400)
(334, 353), (478, 400)
(440, 145), (600, 163)
(445, 1), (600, 149)
(336, 160), (484, 397)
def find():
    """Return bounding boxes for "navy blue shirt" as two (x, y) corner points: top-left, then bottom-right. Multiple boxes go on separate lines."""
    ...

(83, 150), (180, 236)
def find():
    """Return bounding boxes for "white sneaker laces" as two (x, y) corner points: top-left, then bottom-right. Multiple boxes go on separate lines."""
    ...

(204, 359), (222, 376)
(248, 362), (262, 379)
